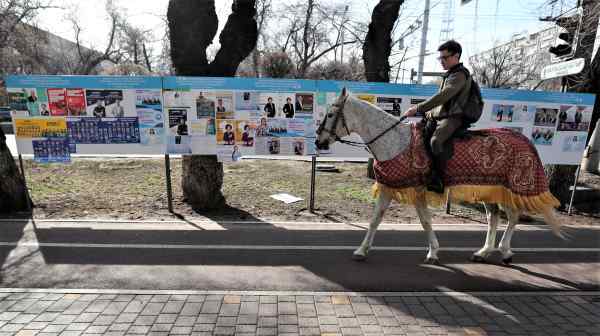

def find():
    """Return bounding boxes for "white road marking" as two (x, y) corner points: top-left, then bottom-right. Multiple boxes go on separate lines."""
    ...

(0, 241), (598, 252)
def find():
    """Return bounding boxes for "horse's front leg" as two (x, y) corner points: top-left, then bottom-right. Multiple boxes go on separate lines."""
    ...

(353, 192), (391, 261)
(471, 203), (500, 262)
(415, 194), (440, 264)
(498, 207), (520, 264)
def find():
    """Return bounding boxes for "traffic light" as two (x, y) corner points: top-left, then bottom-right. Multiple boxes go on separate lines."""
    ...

(549, 11), (582, 61)
(549, 32), (575, 58)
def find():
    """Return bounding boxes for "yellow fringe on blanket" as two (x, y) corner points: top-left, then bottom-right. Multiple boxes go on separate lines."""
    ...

(372, 182), (560, 214)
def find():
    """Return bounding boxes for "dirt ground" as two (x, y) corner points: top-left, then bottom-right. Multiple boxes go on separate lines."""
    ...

(14, 158), (600, 225)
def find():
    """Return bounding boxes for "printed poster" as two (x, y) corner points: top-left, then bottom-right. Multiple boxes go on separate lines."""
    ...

(66, 89), (86, 116)
(14, 117), (68, 138)
(136, 89), (164, 146)
(47, 88), (67, 116)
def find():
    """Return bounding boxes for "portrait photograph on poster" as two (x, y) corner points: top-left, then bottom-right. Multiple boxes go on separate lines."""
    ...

(377, 96), (403, 117)
(85, 90), (124, 118)
(492, 104), (515, 122)
(294, 93), (314, 118)
(235, 91), (261, 119)
(531, 127), (555, 146)
(534, 107), (558, 127)
(215, 92), (234, 119)
(195, 91), (216, 118)
(217, 120), (236, 145)
(557, 105), (591, 132)
(562, 134), (587, 152)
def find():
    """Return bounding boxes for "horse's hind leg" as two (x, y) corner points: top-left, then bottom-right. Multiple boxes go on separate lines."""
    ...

(498, 207), (520, 264)
(353, 191), (391, 261)
(415, 194), (440, 264)
(471, 203), (500, 262)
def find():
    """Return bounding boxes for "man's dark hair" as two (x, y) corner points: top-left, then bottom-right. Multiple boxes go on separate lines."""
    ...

(438, 40), (462, 58)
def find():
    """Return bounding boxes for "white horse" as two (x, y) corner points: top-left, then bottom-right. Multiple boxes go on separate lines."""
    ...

(315, 88), (563, 265)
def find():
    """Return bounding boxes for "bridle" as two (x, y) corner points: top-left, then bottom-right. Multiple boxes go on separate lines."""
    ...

(316, 96), (407, 154)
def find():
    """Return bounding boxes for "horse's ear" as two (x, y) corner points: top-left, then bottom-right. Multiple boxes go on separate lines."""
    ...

(341, 87), (347, 97)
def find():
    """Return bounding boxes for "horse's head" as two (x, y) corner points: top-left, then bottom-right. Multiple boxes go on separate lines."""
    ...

(315, 88), (351, 150)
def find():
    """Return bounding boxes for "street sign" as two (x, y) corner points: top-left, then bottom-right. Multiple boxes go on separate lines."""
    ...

(540, 58), (585, 80)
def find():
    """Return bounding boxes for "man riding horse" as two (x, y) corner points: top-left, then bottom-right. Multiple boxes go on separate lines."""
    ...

(403, 40), (476, 194)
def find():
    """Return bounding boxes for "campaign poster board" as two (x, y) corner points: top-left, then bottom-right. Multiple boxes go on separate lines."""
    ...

(6, 75), (165, 156)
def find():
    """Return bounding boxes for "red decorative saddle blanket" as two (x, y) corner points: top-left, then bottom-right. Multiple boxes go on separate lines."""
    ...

(373, 125), (550, 197)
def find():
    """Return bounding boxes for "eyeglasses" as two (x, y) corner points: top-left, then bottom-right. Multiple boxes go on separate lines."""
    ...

(437, 54), (455, 61)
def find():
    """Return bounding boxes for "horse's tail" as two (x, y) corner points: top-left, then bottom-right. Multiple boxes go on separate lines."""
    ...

(541, 207), (566, 240)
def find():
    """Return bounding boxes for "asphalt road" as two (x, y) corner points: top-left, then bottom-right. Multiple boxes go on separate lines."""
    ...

(1, 219), (598, 292)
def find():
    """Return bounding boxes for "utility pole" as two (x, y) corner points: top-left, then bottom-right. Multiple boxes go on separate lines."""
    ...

(340, 5), (349, 64)
(417, 0), (430, 84)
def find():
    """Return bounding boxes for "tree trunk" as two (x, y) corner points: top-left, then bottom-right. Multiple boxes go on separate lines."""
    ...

(363, 0), (403, 177)
(362, 0), (403, 83)
(168, 0), (257, 210)
(0, 128), (30, 213)
(547, 0), (600, 206)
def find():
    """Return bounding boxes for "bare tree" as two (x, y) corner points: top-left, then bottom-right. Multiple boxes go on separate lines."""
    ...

(363, 0), (403, 82)
(168, 0), (258, 210)
(261, 51), (295, 78)
(470, 42), (546, 89)
(272, 0), (360, 78)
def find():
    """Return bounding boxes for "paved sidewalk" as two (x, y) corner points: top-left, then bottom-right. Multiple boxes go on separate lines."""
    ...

(0, 290), (598, 336)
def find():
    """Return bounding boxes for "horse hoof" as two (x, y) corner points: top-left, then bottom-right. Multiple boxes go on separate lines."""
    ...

(352, 253), (367, 262)
(470, 255), (487, 263)
(502, 257), (513, 265)
(424, 258), (440, 265)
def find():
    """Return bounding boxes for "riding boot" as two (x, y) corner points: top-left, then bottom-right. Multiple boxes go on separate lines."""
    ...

(427, 155), (446, 194)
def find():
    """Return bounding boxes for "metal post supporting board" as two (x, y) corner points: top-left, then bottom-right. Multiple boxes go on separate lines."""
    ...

(164, 154), (174, 213)
(567, 165), (581, 216)
(309, 155), (317, 213)
(18, 154), (32, 211)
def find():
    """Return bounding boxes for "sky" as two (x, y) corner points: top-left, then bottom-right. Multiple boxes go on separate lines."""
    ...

(33, 0), (565, 83)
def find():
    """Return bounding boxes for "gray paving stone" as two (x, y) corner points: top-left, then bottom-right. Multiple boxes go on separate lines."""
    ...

(259, 304), (277, 317)
(1, 323), (24, 332)
(101, 302), (128, 315)
(149, 295), (169, 303)
(171, 326), (194, 334)
(219, 303), (240, 316)
(240, 302), (259, 315)
(236, 324), (257, 333)
(11, 313), (37, 324)
(196, 314), (218, 324)
(59, 330), (83, 336)
(174, 316), (196, 327)
(193, 324), (215, 332)
(298, 326), (321, 335)
(320, 324), (340, 334)
(297, 303), (317, 317)
(339, 326), (362, 335)
(103, 332), (125, 336)
(75, 295), (97, 302)
(352, 303), (373, 316)
(216, 316), (236, 327)
(161, 301), (184, 314)
(187, 295), (206, 303)
(334, 305), (355, 318)
(200, 301), (221, 314)
(114, 313), (137, 324)
(24, 300), (54, 314)
(213, 326), (235, 335)
(51, 315), (77, 325)
(180, 302), (203, 316)
(41, 324), (66, 333)
(150, 323), (172, 332)
(256, 326), (277, 335)
(126, 325), (150, 334)
(279, 315), (298, 325)
(360, 324), (383, 334)
(237, 315), (258, 325)
(62, 301), (91, 315)
(114, 295), (134, 302)
(84, 300), (110, 313)
(259, 296), (277, 304)
(155, 314), (177, 324)
(73, 313), (99, 323)
(319, 316), (338, 325)
(258, 317), (277, 327)
(132, 315), (156, 326)
(0, 312), (19, 321)
(9, 300), (38, 312)
(316, 303), (335, 316)
(338, 317), (359, 328)
(24, 321), (49, 330)
(140, 303), (164, 316)
(377, 317), (400, 327)
(107, 323), (130, 331)
(205, 295), (224, 302)
(33, 313), (59, 323)
(84, 325), (108, 334)
(123, 301), (145, 314)
(278, 302), (297, 315)
(65, 323), (89, 331)
(0, 301), (17, 312)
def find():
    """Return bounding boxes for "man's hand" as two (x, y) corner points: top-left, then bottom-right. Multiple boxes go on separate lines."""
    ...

(425, 111), (433, 119)
(403, 106), (418, 117)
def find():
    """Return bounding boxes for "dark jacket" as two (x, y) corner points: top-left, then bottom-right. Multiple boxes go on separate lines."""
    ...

(416, 63), (471, 120)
